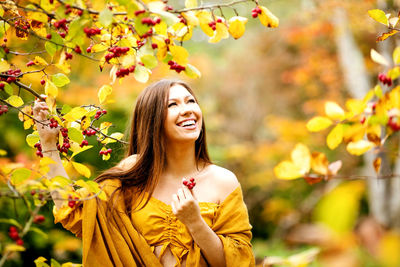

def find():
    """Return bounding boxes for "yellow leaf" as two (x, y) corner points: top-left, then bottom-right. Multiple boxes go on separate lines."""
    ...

(327, 124), (343, 150)
(274, 160), (304, 180)
(0, 59), (10, 72)
(27, 11), (48, 23)
(185, 0), (197, 8)
(170, 23), (192, 41)
(71, 161), (91, 178)
(45, 80), (58, 98)
(0, 149), (7, 156)
(371, 49), (389, 66)
(377, 232), (400, 267)
(63, 107), (88, 122)
(182, 11), (199, 26)
(346, 140), (375, 155)
(91, 43), (108, 53)
(368, 9), (389, 26)
(184, 64), (201, 79)
(80, 116), (90, 131)
(209, 22), (229, 43)
(291, 143), (311, 175)
(99, 122), (112, 135)
(34, 56), (48, 66)
(311, 152), (329, 175)
(170, 45), (189, 65)
(228, 16), (248, 39)
(306, 116), (333, 132)
(121, 54), (136, 68)
(346, 99), (366, 116)
(98, 85), (113, 104)
(197, 11), (214, 37)
(374, 157), (381, 173)
(7, 95), (24, 107)
(5, 244), (26, 252)
(259, 6), (279, 28)
(393, 47), (400, 65)
(325, 101), (345, 120)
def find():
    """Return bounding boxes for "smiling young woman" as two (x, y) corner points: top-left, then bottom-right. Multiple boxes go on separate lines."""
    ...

(33, 79), (255, 267)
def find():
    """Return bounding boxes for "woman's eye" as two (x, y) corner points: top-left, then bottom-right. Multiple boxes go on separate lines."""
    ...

(188, 99), (196, 103)
(168, 102), (176, 107)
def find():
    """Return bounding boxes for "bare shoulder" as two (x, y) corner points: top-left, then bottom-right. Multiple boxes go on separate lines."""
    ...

(204, 164), (240, 202)
(116, 154), (138, 170)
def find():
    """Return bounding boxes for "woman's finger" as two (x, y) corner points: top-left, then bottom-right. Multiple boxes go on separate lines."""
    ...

(177, 188), (186, 202)
(182, 185), (194, 200)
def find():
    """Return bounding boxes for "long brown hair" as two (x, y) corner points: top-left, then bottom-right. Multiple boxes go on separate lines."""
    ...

(95, 79), (211, 213)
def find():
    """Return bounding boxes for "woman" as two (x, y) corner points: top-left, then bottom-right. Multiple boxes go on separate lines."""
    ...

(33, 79), (255, 267)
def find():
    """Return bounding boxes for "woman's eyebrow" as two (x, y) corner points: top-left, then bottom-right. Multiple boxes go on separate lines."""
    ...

(168, 95), (193, 101)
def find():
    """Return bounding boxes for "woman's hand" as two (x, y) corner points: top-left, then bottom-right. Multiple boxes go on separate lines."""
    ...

(32, 99), (59, 145)
(171, 183), (202, 229)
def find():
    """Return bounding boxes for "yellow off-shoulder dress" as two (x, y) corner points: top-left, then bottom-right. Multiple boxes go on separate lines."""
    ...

(53, 179), (255, 267)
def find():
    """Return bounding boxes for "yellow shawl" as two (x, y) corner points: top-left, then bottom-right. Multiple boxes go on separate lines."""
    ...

(53, 179), (255, 266)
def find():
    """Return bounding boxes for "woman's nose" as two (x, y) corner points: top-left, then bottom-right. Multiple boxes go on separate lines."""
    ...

(179, 103), (192, 115)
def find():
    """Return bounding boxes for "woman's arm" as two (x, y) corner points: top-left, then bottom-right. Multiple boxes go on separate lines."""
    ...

(33, 100), (69, 209)
(171, 185), (226, 267)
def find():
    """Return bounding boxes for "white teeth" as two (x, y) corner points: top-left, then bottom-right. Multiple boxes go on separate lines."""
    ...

(179, 120), (195, 127)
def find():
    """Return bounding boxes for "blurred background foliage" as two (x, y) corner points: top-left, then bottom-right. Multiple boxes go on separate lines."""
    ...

(2, 0), (400, 266)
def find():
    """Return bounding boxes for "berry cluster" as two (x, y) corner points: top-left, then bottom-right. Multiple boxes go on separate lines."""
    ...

(57, 132), (70, 153)
(68, 195), (79, 208)
(105, 46), (130, 62)
(178, 15), (187, 24)
(8, 226), (24, 246)
(134, 10), (146, 16)
(94, 109), (107, 119)
(33, 214), (45, 224)
(49, 118), (58, 128)
(99, 148), (112, 156)
(116, 66), (135, 78)
(183, 178), (196, 190)
(83, 128), (96, 136)
(74, 45), (82, 54)
(136, 40), (144, 49)
(251, 6), (262, 18)
(378, 73), (392, 86)
(80, 139), (89, 147)
(34, 142), (43, 157)
(141, 17), (161, 26)
(208, 18), (223, 31)
(388, 116), (400, 131)
(0, 105), (8, 115)
(65, 52), (73, 60)
(54, 19), (68, 31)
(168, 61), (186, 73)
(64, 4), (74, 15)
(1, 68), (21, 83)
(83, 27), (101, 38)
(141, 28), (154, 39)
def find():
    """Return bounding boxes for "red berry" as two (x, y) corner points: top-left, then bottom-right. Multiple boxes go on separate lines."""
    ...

(190, 178), (195, 182)
(16, 239), (24, 246)
(0, 83), (4, 89)
(40, 79), (45, 85)
(3, 38), (7, 42)
(68, 200), (76, 208)
(46, 34), (52, 39)
(102, 110), (107, 114)
(183, 180), (188, 186)
(26, 61), (35, 67)
(33, 215), (45, 224)
(9, 226), (17, 233)
(31, 189), (36, 195)
(59, 32), (66, 38)
(151, 43), (158, 49)
(9, 231), (19, 241)
(77, 9), (83, 16)
(107, 148), (112, 154)
(74, 46), (82, 54)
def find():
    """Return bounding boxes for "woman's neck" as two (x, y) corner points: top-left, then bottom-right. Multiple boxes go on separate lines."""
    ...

(164, 142), (200, 179)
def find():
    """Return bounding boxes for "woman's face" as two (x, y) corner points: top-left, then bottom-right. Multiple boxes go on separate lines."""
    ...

(163, 84), (203, 143)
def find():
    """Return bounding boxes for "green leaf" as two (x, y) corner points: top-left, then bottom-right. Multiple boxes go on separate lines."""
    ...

(52, 73), (70, 87)
(50, 259), (61, 267)
(141, 54), (158, 69)
(133, 65), (150, 83)
(0, 218), (22, 228)
(7, 95), (24, 107)
(61, 104), (72, 114)
(45, 41), (57, 57)
(368, 9), (389, 26)
(4, 82), (13, 95)
(184, 64), (201, 79)
(11, 168), (31, 185)
(0, 21), (10, 39)
(26, 133), (40, 147)
(34, 256), (50, 267)
(68, 127), (84, 144)
(29, 227), (48, 239)
(99, 8), (113, 27)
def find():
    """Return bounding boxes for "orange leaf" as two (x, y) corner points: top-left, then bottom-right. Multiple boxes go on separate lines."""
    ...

(373, 157), (381, 173)
(377, 29), (399, 42)
(304, 174), (323, 185)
